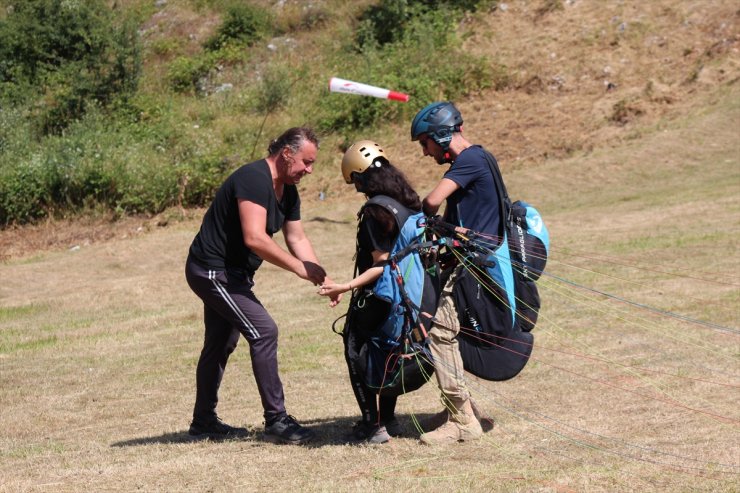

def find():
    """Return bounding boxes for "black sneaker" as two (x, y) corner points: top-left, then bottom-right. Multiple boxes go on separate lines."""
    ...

(263, 415), (314, 445)
(188, 417), (249, 440)
(351, 420), (391, 444)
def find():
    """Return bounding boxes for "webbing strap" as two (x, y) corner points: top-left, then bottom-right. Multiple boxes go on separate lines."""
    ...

(479, 147), (511, 246)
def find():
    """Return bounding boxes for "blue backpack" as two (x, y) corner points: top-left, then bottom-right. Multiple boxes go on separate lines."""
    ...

(347, 195), (437, 395)
(368, 196), (426, 341)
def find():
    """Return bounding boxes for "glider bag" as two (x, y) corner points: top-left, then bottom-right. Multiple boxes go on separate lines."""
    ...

(453, 265), (533, 381)
(506, 200), (550, 332)
(351, 273), (437, 396)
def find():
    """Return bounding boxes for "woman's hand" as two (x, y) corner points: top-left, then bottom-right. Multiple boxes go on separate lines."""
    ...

(317, 281), (352, 302)
(319, 277), (343, 307)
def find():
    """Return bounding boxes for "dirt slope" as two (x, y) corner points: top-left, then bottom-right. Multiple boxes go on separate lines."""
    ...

(395, 0), (739, 189)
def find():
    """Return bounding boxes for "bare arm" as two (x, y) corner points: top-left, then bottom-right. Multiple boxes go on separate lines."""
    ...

(283, 215), (342, 306)
(422, 177), (460, 217)
(318, 249), (388, 300)
(282, 218), (320, 264)
(238, 199), (326, 284)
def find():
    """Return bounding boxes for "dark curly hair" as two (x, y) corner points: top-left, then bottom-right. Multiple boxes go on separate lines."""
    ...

(356, 161), (421, 235)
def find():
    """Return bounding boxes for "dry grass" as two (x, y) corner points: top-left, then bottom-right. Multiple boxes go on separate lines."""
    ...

(1, 1), (739, 491)
(1, 83), (737, 492)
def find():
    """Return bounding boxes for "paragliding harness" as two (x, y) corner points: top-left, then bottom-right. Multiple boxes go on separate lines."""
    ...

(335, 195), (438, 397)
(426, 148), (550, 381)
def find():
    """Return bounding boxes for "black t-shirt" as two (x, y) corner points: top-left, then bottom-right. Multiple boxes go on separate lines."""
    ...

(189, 159), (300, 272)
(356, 205), (397, 275)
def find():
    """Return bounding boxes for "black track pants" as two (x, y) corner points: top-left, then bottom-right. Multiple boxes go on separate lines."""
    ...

(185, 255), (285, 423)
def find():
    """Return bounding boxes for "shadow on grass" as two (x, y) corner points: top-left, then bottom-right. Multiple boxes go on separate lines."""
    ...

(111, 431), (214, 446)
(110, 412), (469, 448)
(308, 216), (351, 224)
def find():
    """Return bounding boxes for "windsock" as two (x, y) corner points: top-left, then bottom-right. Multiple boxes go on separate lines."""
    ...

(329, 77), (409, 102)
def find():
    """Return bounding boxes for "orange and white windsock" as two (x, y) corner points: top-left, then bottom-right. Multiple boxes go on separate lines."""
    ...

(329, 77), (409, 102)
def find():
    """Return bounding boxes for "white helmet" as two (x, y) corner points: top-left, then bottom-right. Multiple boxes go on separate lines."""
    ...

(341, 140), (388, 184)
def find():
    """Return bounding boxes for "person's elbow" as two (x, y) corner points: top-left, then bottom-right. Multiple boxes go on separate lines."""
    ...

(243, 230), (265, 250)
(422, 197), (440, 216)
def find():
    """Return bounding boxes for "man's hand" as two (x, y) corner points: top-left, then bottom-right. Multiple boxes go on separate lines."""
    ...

(299, 261), (327, 285)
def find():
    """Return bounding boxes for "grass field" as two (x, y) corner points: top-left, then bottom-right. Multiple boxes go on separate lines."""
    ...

(0, 78), (737, 491)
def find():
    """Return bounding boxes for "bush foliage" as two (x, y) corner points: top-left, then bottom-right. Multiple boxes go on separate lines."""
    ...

(355, 0), (490, 49)
(0, 0), (501, 225)
(203, 3), (273, 52)
(316, 2), (492, 132)
(0, 0), (141, 136)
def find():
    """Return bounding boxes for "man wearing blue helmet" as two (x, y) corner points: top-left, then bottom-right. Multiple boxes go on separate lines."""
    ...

(411, 101), (499, 445)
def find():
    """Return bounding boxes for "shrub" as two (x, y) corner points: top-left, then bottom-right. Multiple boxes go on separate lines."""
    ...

(0, 106), (31, 158)
(355, 0), (491, 49)
(203, 3), (272, 52)
(254, 65), (295, 114)
(0, 156), (50, 225)
(113, 159), (180, 214)
(315, 6), (493, 132)
(180, 154), (234, 206)
(168, 54), (217, 94)
(0, 0), (141, 136)
(168, 43), (249, 95)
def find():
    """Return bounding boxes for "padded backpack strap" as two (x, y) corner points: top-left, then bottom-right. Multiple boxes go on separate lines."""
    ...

(479, 147), (511, 246)
(364, 195), (412, 231)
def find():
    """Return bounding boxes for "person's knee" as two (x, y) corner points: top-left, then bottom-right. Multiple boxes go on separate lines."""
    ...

(430, 324), (456, 345)
(263, 321), (279, 340)
(250, 321), (279, 350)
(224, 331), (240, 354)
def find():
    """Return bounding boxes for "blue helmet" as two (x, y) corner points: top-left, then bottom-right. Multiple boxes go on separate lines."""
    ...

(410, 101), (463, 151)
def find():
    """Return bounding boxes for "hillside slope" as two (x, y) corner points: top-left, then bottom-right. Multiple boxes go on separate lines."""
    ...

(390, 0), (739, 192)
(0, 0), (738, 256)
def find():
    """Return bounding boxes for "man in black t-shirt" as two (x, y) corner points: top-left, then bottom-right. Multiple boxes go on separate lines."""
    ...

(185, 127), (339, 444)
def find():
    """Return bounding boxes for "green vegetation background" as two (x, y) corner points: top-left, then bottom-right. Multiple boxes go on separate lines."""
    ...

(0, 0), (498, 225)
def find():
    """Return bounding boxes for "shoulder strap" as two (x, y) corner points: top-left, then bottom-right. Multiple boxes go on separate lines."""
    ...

(364, 195), (414, 231)
(351, 195), (413, 295)
(478, 147), (511, 243)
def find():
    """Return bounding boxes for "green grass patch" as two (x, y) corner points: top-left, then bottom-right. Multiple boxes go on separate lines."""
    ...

(0, 334), (58, 354)
(0, 303), (49, 322)
(1, 440), (67, 459)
